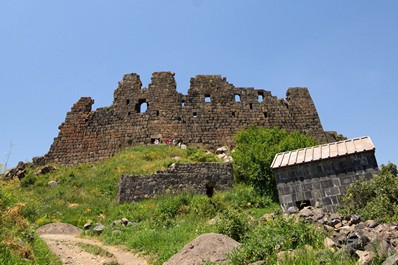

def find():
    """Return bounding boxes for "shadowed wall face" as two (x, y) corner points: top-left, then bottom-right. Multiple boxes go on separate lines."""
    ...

(41, 72), (329, 165)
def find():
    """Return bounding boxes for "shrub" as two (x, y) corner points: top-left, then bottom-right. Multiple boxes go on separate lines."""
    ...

(228, 215), (326, 264)
(232, 127), (318, 198)
(340, 162), (398, 223)
(216, 207), (249, 242)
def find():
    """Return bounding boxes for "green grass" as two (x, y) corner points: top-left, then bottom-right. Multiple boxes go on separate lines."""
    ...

(76, 242), (114, 257)
(0, 144), (353, 265)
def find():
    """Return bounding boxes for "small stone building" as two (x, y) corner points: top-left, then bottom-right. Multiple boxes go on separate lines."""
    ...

(271, 136), (378, 211)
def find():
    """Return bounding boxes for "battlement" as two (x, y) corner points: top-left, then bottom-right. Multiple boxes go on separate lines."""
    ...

(43, 72), (331, 165)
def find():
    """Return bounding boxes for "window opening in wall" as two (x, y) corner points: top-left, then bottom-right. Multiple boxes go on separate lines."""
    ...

(135, 99), (148, 113)
(234, 94), (241, 102)
(296, 200), (311, 210)
(181, 100), (185, 107)
(249, 103), (253, 109)
(258, 93), (264, 102)
(232, 112), (235, 117)
(193, 112), (197, 118)
(126, 99), (130, 105)
(204, 94), (211, 103)
(127, 112), (131, 116)
(156, 110), (160, 116)
(263, 112), (268, 118)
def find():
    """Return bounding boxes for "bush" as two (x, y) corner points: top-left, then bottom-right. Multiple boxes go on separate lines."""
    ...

(216, 208), (249, 242)
(340, 162), (398, 223)
(228, 215), (326, 264)
(232, 127), (318, 198)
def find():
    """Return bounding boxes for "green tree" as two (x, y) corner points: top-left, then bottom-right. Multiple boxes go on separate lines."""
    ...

(232, 127), (318, 198)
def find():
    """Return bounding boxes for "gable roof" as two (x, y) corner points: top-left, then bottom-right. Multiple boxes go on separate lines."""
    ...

(271, 136), (375, 169)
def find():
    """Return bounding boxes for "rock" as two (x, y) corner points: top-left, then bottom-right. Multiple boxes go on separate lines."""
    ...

(164, 233), (241, 265)
(367, 220), (379, 228)
(180, 144), (187, 150)
(112, 220), (122, 226)
(217, 154), (226, 160)
(313, 208), (325, 220)
(287, 206), (299, 214)
(327, 218), (341, 227)
(93, 223), (105, 234)
(48, 180), (58, 187)
(260, 213), (274, 222)
(324, 237), (336, 248)
(366, 239), (394, 258)
(347, 232), (369, 250)
(343, 246), (360, 259)
(83, 222), (92, 230)
(121, 218), (130, 225)
(382, 253), (398, 265)
(299, 207), (313, 218)
(315, 201), (322, 208)
(216, 146), (229, 154)
(356, 250), (373, 265)
(37, 223), (82, 235)
(37, 165), (56, 175)
(350, 214), (361, 225)
(126, 221), (137, 226)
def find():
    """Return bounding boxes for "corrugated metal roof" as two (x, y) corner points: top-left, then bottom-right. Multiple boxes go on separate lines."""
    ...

(271, 136), (375, 169)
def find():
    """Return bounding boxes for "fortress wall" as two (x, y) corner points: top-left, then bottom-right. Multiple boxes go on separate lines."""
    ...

(42, 72), (329, 165)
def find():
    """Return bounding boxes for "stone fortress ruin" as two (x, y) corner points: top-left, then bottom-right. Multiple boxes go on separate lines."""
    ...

(38, 71), (338, 166)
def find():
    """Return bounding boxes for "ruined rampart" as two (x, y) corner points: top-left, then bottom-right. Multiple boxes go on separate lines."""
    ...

(42, 72), (331, 165)
(118, 162), (234, 203)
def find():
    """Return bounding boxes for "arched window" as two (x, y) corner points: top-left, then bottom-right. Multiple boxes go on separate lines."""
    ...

(205, 94), (211, 103)
(234, 94), (241, 102)
(135, 99), (148, 113)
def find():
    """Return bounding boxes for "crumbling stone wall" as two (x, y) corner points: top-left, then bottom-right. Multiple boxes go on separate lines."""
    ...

(118, 163), (233, 203)
(274, 151), (379, 211)
(43, 72), (331, 165)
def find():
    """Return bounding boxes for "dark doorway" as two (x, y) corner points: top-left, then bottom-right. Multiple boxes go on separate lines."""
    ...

(205, 183), (215, 198)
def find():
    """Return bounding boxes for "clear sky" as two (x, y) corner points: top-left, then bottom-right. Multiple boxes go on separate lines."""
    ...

(1, 1), (397, 169)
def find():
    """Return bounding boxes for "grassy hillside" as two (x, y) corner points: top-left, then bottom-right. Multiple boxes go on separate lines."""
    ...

(1, 145), (355, 264)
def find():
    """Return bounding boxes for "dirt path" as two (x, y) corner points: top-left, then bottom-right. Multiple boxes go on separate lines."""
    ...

(38, 223), (148, 265)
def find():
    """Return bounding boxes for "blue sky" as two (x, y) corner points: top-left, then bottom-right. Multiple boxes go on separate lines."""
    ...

(1, 1), (397, 169)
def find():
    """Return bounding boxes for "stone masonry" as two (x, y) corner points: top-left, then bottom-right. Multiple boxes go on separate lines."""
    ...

(118, 163), (233, 203)
(41, 72), (333, 165)
(274, 151), (378, 211)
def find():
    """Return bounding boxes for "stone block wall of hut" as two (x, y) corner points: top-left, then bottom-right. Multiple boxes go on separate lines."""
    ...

(274, 151), (378, 211)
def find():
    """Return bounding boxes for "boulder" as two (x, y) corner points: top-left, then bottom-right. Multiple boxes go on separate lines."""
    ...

(164, 233), (241, 265)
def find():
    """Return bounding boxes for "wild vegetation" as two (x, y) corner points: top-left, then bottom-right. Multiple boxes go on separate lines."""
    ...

(1, 128), (395, 264)
(232, 127), (318, 198)
(340, 162), (398, 223)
